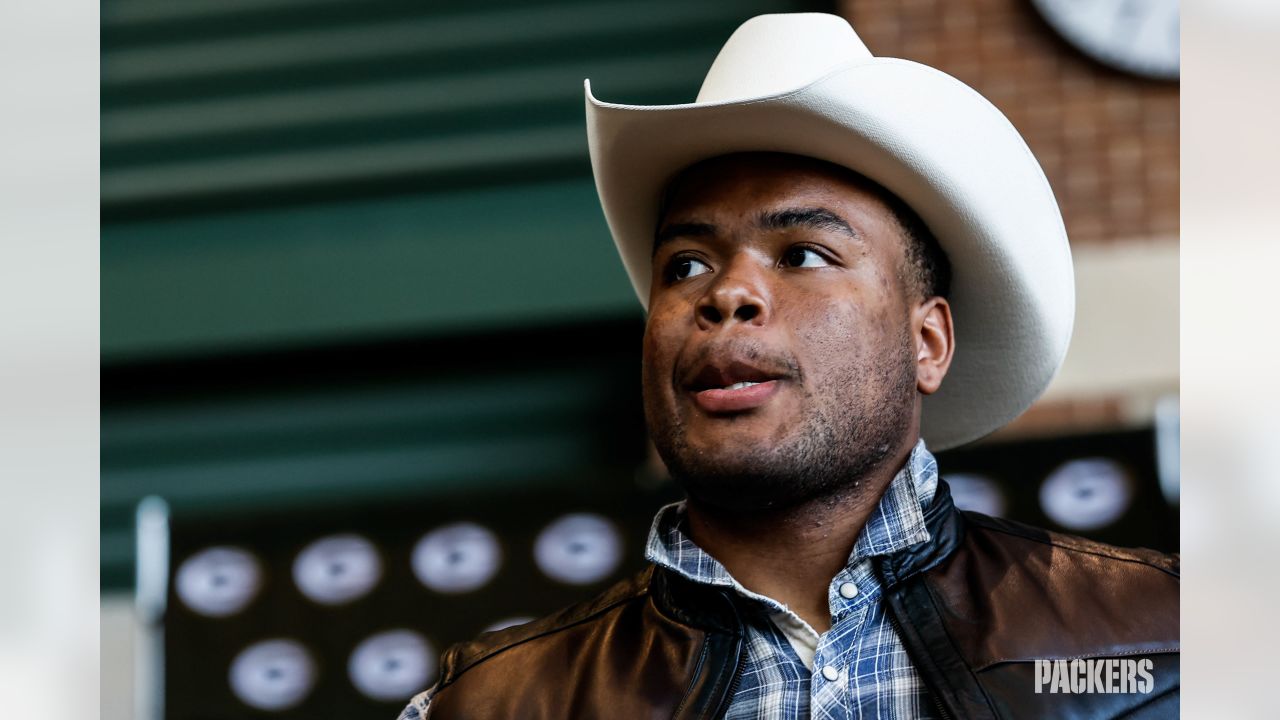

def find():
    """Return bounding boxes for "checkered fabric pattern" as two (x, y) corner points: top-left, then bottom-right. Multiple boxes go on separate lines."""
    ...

(645, 440), (941, 719)
(397, 695), (426, 720)
(398, 441), (942, 719)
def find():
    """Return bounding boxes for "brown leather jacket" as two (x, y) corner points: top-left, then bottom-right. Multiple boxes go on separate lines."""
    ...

(411, 481), (1179, 718)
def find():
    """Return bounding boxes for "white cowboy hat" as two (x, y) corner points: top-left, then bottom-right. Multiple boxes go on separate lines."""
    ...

(584, 12), (1074, 450)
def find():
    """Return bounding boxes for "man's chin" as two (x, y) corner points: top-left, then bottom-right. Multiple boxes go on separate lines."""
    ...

(665, 449), (826, 514)
(675, 472), (817, 514)
(678, 420), (790, 454)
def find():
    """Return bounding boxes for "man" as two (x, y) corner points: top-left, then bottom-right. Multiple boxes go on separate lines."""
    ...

(400, 13), (1178, 719)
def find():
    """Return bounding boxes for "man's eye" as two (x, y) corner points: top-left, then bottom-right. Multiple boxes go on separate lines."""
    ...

(668, 257), (711, 281)
(782, 247), (830, 268)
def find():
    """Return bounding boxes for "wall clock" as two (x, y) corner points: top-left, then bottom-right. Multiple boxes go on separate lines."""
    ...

(1030, 0), (1179, 80)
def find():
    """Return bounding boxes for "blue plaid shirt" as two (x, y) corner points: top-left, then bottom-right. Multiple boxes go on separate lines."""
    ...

(645, 440), (941, 719)
(400, 441), (941, 719)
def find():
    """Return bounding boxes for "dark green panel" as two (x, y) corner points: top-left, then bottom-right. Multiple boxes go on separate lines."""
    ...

(102, 0), (812, 357)
(101, 321), (651, 590)
(102, 365), (629, 516)
(102, 178), (644, 360)
(102, 0), (791, 209)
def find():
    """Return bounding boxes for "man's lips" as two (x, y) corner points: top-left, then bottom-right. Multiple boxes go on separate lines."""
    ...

(690, 379), (782, 413)
(682, 358), (790, 414)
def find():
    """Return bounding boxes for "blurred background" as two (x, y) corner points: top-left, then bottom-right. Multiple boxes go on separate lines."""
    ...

(99, 1), (1180, 718)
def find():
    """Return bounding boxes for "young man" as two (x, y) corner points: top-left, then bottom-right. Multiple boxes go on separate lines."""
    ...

(400, 13), (1178, 719)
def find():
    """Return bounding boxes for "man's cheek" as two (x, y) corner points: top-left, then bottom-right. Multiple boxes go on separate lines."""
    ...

(640, 334), (677, 410)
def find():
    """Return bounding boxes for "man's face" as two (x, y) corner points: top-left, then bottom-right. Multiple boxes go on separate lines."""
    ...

(642, 153), (924, 512)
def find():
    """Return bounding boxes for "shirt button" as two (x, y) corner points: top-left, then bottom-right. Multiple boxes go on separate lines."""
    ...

(821, 665), (841, 682)
(839, 582), (859, 599)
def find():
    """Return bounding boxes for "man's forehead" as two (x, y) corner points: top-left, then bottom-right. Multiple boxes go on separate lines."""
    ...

(660, 152), (892, 220)
(657, 153), (903, 246)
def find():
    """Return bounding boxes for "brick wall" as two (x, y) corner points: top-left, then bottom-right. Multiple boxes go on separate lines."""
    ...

(841, 0), (1179, 244)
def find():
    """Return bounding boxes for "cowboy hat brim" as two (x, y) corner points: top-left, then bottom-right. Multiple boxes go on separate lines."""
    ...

(585, 55), (1074, 451)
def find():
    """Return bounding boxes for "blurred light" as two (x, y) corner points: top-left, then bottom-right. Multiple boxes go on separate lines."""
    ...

(174, 547), (262, 618)
(1039, 458), (1133, 531)
(1154, 395), (1180, 504)
(347, 629), (435, 703)
(534, 513), (622, 585)
(293, 534), (382, 605)
(228, 639), (317, 712)
(484, 616), (534, 633)
(945, 473), (1007, 517)
(134, 498), (171, 720)
(412, 522), (502, 593)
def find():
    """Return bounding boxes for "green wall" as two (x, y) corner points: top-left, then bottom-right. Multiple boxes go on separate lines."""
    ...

(102, 0), (803, 360)
(102, 0), (813, 589)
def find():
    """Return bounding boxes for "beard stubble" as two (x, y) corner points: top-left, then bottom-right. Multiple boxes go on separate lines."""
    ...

(648, 327), (918, 514)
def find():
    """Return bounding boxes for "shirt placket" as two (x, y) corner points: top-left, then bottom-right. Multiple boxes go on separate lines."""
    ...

(810, 561), (875, 720)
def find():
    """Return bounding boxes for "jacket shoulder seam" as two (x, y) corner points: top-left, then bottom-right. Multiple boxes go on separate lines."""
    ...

(437, 576), (653, 688)
(962, 512), (1180, 578)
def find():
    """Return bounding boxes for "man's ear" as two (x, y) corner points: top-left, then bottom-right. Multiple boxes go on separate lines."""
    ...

(914, 297), (954, 395)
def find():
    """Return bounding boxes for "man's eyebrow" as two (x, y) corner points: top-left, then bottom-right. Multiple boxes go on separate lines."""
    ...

(758, 207), (858, 239)
(653, 222), (717, 256)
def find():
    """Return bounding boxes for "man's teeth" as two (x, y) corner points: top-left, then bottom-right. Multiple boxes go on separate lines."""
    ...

(724, 381), (760, 391)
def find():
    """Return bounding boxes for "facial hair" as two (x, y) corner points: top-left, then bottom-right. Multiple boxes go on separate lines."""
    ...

(647, 327), (918, 514)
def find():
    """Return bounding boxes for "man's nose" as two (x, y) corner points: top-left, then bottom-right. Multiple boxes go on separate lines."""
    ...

(695, 258), (772, 330)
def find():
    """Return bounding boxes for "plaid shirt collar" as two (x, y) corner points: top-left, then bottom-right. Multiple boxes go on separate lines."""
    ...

(645, 439), (938, 613)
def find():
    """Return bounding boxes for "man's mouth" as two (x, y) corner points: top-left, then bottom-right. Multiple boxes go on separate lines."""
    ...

(683, 360), (788, 414)
(690, 380), (782, 413)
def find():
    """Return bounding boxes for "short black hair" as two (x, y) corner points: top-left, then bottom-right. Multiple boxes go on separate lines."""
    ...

(880, 189), (951, 301)
(655, 153), (951, 301)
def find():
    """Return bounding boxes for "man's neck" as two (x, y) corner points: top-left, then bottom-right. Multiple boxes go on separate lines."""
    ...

(682, 443), (914, 634)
